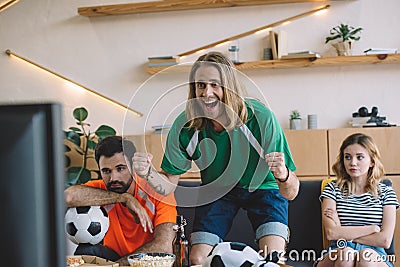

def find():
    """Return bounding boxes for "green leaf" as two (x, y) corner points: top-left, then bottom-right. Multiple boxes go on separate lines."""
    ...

(325, 35), (341, 43)
(326, 24), (362, 44)
(87, 139), (97, 150)
(73, 107), (88, 122)
(69, 127), (82, 133)
(65, 166), (91, 187)
(64, 144), (71, 152)
(95, 125), (116, 140)
(66, 131), (81, 147)
(65, 154), (71, 167)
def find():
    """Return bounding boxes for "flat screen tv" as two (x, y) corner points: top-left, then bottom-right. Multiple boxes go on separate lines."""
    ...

(0, 103), (66, 267)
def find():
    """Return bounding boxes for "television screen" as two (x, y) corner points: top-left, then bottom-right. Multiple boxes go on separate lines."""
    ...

(0, 103), (66, 267)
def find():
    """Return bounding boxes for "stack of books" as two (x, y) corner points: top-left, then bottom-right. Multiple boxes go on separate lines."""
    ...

(281, 51), (321, 60)
(263, 48), (273, 60)
(152, 124), (171, 134)
(147, 56), (180, 67)
(349, 117), (374, 127)
(364, 48), (398, 55)
(349, 116), (390, 127)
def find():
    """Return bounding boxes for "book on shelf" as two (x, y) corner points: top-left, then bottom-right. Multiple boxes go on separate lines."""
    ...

(363, 48), (398, 55)
(152, 124), (171, 134)
(348, 116), (393, 127)
(281, 51), (321, 60)
(276, 30), (288, 59)
(153, 128), (170, 134)
(269, 30), (278, 60)
(269, 30), (288, 59)
(152, 124), (171, 130)
(147, 62), (178, 67)
(147, 56), (180, 64)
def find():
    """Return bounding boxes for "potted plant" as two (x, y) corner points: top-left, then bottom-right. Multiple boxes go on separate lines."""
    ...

(325, 23), (363, 56)
(290, 110), (302, 130)
(64, 107), (116, 187)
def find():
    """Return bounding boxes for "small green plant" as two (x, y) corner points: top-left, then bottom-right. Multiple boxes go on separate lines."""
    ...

(290, 110), (301, 120)
(64, 107), (116, 187)
(325, 23), (363, 44)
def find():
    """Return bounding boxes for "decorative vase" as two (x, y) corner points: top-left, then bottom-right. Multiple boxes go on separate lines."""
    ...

(332, 41), (352, 56)
(290, 119), (302, 130)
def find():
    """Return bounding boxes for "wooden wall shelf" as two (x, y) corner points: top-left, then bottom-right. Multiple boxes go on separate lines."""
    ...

(78, 0), (332, 17)
(146, 54), (400, 75)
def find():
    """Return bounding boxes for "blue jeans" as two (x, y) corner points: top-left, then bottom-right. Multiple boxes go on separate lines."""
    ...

(190, 187), (289, 246)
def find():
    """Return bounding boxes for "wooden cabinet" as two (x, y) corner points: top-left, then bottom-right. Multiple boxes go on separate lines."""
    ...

(284, 129), (329, 178)
(328, 127), (400, 175)
(284, 127), (400, 179)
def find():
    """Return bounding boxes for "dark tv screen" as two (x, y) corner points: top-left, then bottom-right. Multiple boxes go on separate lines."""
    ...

(0, 103), (66, 267)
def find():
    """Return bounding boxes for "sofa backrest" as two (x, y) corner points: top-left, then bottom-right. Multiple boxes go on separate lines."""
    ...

(175, 179), (324, 256)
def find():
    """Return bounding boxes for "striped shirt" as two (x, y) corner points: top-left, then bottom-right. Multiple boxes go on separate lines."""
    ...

(320, 181), (399, 226)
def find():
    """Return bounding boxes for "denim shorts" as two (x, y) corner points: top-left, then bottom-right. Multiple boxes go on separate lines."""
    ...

(316, 240), (394, 267)
(190, 187), (289, 246)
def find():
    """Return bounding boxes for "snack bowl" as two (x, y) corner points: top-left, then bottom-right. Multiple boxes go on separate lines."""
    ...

(128, 252), (175, 267)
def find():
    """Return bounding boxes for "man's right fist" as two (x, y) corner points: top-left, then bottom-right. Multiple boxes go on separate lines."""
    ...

(132, 152), (153, 178)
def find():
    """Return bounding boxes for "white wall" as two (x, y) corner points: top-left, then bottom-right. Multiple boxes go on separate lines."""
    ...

(1, 0), (399, 136)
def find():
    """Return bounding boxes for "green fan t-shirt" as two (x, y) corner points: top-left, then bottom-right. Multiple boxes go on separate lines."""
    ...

(161, 98), (296, 190)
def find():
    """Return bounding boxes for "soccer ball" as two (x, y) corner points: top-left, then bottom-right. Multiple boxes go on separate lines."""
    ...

(65, 206), (109, 245)
(202, 242), (266, 267)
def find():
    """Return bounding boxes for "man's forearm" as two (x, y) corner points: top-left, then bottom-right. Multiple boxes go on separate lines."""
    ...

(64, 185), (126, 207)
(276, 170), (299, 201)
(133, 222), (175, 254)
(142, 169), (179, 196)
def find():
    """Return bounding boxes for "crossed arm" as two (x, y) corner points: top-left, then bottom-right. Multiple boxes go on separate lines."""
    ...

(321, 198), (396, 249)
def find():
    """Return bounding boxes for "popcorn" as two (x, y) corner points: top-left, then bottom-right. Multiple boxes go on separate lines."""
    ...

(128, 253), (175, 267)
(66, 256), (85, 267)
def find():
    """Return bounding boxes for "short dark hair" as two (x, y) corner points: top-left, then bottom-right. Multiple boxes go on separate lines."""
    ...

(95, 136), (136, 167)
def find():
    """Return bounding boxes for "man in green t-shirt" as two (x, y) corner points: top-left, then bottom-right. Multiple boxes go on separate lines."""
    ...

(132, 51), (299, 265)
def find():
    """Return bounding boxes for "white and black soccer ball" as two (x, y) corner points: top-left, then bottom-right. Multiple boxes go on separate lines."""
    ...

(202, 242), (266, 267)
(65, 206), (109, 245)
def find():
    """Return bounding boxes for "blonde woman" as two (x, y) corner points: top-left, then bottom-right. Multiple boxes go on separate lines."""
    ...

(317, 133), (398, 267)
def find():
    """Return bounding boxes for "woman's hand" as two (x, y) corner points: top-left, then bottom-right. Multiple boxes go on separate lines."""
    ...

(323, 207), (341, 226)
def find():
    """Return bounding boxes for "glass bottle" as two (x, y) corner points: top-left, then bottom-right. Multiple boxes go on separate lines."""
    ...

(173, 215), (190, 267)
(228, 44), (240, 63)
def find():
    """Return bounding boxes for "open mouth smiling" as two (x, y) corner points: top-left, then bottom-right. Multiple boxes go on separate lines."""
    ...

(203, 99), (218, 109)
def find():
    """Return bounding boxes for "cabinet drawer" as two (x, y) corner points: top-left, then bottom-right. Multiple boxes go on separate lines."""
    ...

(284, 129), (329, 177)
(328, 127), (400, 175)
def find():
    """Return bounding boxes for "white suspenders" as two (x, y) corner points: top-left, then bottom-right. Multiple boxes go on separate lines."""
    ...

(185, 124), (264, 159)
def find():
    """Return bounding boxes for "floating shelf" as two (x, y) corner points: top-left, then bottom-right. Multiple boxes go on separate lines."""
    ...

(78, 0), (332, 17)
(146, 54), (400, 75)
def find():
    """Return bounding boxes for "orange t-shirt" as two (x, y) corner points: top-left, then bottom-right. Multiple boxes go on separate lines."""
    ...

(84, 174), (177, 256)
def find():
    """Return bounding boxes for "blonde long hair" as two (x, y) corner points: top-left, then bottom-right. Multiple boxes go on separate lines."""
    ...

(332, 133), (385, 198)
(186, 51), (248, 131)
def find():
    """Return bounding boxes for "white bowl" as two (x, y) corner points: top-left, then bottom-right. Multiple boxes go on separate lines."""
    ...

(128, 252), (175, 267)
